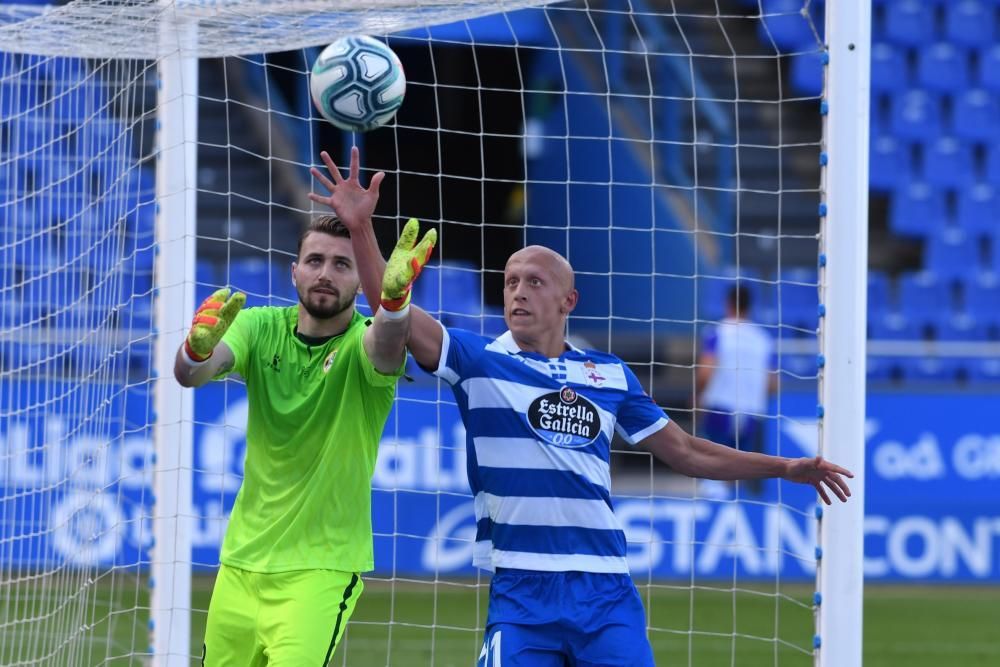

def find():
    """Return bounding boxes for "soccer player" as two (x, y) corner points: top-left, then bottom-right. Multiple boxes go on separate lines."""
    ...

(173, 148), (436, 666)
(311, 151), (853, 667)
(695, 283), (777, 498)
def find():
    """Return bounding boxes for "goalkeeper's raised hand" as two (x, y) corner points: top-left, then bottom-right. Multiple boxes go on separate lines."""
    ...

(185, 288), (246, 362)
(380, 218), (437, 312)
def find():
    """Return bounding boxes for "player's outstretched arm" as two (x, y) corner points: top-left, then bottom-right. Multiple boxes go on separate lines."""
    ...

(362, 218), (438, 373)
(174, 288), (244, 388)
(640, 421), (853, 505)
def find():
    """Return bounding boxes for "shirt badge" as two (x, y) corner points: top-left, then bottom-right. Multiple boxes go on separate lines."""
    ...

(583, 360), (607, 387)
(323, 349), (337, 374)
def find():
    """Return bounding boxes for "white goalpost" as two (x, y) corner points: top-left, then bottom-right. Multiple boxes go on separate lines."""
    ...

(0, 1), (867, 665)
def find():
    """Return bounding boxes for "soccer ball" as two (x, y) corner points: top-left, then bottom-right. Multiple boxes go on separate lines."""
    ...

(310, 35), (406, 132)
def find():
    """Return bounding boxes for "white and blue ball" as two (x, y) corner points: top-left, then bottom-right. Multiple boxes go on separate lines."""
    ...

(310, 35), (406, 132)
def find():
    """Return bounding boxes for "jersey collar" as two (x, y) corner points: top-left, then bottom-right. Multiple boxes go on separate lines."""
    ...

(495, 330), (583, 358)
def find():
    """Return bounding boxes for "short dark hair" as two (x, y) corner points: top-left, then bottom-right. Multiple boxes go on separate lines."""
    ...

(727, 283), (751, 316)
(297, 215), (350, 257)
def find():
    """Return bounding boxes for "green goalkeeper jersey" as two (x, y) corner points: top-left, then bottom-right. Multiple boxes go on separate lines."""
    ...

(218, 306), (402, 573)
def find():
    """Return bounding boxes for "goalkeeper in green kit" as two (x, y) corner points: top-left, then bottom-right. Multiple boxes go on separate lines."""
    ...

(174, 146), (436, 666)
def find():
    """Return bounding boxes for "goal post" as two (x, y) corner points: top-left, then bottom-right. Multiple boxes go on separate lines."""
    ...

(818, 1), (870, 666)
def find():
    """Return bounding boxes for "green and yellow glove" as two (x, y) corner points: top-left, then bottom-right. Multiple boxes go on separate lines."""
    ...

(184, 288), (246, 362)
(381, 218), (437, 312)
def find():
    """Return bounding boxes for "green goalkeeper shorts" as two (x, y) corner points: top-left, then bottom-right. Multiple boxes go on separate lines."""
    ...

(202, 564), (364, 666)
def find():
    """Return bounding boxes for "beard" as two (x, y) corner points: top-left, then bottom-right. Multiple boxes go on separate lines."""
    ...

(298, 283), (356, 320)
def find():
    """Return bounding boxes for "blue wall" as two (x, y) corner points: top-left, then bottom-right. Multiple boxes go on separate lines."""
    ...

(2, 376), (999, 582)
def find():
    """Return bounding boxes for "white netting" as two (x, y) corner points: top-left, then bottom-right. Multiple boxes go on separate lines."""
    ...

(0, 1), (837, 664)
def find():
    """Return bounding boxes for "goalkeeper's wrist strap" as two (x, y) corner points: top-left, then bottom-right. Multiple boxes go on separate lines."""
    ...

(380, 290), (411, 314)
(380, 303), (410, 320)
(183, 339), (212, 364)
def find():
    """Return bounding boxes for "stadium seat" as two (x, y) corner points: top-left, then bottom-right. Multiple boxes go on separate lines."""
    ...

(884, 0), (936, 47)
(868, 271), (891, 313)
(938, 311), (986, 341)
(412, 262), (481, 319)
(908, 356), (962, 382)
(951, 89), (1000, 143)
(921, 137), (975, 187)
(889, 90), (942, 142)
(870, 136), (911, 191)
(869, 311), (921, 339)
(945, 0), (995, 49)
(871, 43), (909, 94)
(956, 184), (998, 236)
(968, 357), (1000, 382)
(917, 43), (969, 93)
(926, 229), (982, 280)
(963, 274), (1000, 313)
(985, 144), (1000, 184)
(226, 256), (271, 298)
(758, 0), (822, 52)
(889, 182), (945, 237)
(898, 271), (955, 314)
(777, 268), (817, 330)
(789, 51), (824, 96)
(976, 44), (1000, 92)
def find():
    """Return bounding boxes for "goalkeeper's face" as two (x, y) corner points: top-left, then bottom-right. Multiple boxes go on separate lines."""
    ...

(292, 232), (360, 320)
(503, 246), (578, 340)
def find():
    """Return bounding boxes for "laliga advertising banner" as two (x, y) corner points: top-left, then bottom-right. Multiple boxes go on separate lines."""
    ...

(1, 379), (999, 581)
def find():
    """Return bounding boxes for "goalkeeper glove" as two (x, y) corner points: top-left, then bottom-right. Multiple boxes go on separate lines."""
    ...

(381, 218), (437, 312)
(185, 288), (246, 362)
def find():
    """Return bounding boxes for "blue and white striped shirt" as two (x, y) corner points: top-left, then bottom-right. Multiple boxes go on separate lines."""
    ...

(434, 327), (670, 573)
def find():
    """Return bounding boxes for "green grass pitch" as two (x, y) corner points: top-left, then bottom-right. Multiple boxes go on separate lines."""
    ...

(1, 574), (998, 665)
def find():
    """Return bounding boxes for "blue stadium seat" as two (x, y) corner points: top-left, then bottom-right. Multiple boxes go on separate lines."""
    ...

(921, 137), (975, 187)
(985, 144), (1000, 184)
(924, 227), (983, 280)
(412, 262), (481, 319)
(976, 44), (1000, 92)
(968, 357), (1000, 382)
(870, 311), (921, 339)
(871, 43), (909, 93)
(898, 271), (955, 314)
(226, 257), (271, 298)
(790, 51), (824, 96)
(890, 90), (942, 142)
(951, 89), (1000, 143)
(908, 356), (962, 382)
(945, 0), (995, 48)
(696, 267), (767, 322)
(917, 43), (969, 93)
(777, 268), (817, 329)
(868, 271), (891, 313)
(870, 136), (911, 191)
(956, 184), (998, 236)
(890, 182), (945, 237)
(963, 274), (1000, 313)
(759, 0), (823, 52)
(938, 312), (986, 341)
(884, 0), (936, 47)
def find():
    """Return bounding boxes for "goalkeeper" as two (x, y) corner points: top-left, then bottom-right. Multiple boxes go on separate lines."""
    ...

(332, 151), (854, 666)
(173, 146), (435, 666)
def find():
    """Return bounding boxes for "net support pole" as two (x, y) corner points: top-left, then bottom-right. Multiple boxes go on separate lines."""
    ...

(817, 1), (870, 666)
(151, 30), (199, 667)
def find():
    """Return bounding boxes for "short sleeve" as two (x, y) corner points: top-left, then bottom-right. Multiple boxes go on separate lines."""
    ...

(352, 319), (406, 387)
(218, 307), (261, 379)
(614, 363), (670, 446)
(432, 324), (489, 386)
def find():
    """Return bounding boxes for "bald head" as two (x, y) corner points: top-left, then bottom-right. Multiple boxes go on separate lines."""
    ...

(506, 245), (575, 291)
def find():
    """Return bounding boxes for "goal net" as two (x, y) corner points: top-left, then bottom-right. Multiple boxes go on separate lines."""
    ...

(0, 0), (862, 665)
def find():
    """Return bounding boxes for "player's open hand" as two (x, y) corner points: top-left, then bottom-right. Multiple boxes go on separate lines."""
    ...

(186, 288), (245, 362)
(381, 218), (437, 312)
(308, 145), (384, 231)
(784, 456), (854, 505)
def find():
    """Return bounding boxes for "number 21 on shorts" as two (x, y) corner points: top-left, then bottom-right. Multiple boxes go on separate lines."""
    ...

(478, 629), (501, 667)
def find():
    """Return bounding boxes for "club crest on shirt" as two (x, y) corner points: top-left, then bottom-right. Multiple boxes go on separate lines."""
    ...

(527, 386), (600, 448)
(323, 349), (337, 374)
